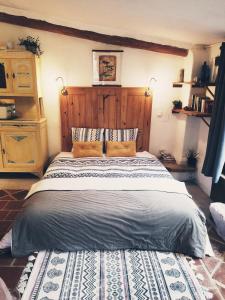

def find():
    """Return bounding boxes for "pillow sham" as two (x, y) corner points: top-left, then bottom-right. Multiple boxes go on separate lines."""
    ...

(105, 128), (138, 142)
(72, 128), (104, 142)
(106, 141), (136, 157)
(73, 141), (103, 158)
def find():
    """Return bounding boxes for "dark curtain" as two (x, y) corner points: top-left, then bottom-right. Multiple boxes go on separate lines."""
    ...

(202, 42), (225, 183)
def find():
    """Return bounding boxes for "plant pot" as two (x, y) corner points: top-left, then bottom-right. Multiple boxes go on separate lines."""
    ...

(173, 104), (182, 109)
(187, 158), (197, 167)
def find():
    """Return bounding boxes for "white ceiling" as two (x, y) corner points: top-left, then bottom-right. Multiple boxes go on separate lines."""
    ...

(0, 0), (225, 48)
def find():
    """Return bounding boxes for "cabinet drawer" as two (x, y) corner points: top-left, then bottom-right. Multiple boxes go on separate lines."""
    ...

(0, 123), (38, 131)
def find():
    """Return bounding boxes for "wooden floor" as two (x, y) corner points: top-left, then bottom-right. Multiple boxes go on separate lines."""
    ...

(0, 185), (225, 299)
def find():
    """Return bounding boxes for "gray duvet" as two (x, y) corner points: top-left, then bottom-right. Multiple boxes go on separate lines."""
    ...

(12, 189), (206, 258)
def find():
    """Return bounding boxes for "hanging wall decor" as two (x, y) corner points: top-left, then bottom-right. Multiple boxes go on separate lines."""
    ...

(92, 50), (123, 86)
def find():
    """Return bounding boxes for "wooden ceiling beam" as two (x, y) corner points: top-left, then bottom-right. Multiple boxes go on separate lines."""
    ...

(0, 12), (188, 57)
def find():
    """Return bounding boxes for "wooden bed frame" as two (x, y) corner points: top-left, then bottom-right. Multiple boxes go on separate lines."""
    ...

(60, 87), (152, 151)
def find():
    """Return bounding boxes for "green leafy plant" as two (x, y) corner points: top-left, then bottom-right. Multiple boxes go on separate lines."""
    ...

(18, 36), (43, 56)
(186, 149), (199, 167)
(172, 100), (182, 109)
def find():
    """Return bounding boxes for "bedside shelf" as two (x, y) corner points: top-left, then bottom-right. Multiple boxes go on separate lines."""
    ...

(172, 109), (212, 117)
(172, 82), (216, 88)
(160, 160), (196, 173)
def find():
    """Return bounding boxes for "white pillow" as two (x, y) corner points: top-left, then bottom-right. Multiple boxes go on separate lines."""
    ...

(209, 202), (225, 241)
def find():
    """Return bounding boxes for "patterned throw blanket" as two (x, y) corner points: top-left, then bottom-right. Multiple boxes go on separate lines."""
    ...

(18, 250), (206, 300)
(43, 154), (172, 179)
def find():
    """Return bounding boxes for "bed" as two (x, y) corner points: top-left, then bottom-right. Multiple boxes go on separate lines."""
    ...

(12, 151), (207, 258)
(11, 87), (208, 258)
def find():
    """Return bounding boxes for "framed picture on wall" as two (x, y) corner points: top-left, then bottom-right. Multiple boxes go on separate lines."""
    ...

(92, 50), (123, 86)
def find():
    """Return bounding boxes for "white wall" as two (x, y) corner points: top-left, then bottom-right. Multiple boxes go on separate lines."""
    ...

(173, 50), (194, 164)
(0, 22), (184, 156)
(0, 21), (221, 197)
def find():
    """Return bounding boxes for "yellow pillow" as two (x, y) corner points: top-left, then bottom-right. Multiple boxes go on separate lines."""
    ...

(106, 141), (136, 157)
(73, 141), (103, 158)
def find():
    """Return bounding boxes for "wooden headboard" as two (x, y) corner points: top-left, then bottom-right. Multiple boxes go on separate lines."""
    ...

(60, 87), (152, 151)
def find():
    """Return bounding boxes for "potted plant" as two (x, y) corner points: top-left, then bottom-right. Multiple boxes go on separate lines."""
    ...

(172, 100), (182, 109)
(18, 36), (43, 56)
(186, 149), (199, 167)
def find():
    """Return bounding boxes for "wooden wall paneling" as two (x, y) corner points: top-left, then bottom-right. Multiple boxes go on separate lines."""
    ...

(79, 88), (90, 127)
(119, 89), (128, 128)
(90, 88), (98, 128)
(60, 87), (152, 151)
(102, 88), (120, 128)
(83, 89), (92, 127)
(136, 95), (146, 151)
(106, 95), (117, 128)
(137, 95), (145, 129)
(127, 94), (135, 127)
(143, 95), (152, 150)
(66, 94), (75, 149)
(70, 95), (78, 126)
(96, 90), (104, 128)
(124, 88), (149, 151)
(60, 94), (70, 151)
(92, 88), (104, 128)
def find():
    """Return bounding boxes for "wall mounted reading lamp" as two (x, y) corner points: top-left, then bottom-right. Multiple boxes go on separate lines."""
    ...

(56, 77), (68, 95)
(145, 77), (157, 96)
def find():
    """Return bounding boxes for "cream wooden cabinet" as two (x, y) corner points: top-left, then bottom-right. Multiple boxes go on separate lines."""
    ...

(0, 119), (48, 177)
(0, 50), (48, 176)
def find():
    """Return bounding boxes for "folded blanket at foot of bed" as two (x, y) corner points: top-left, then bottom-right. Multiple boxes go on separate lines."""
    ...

(12, 186), (207, 258)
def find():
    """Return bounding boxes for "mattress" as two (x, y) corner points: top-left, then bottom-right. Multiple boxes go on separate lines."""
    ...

(12, 152), (207, 258)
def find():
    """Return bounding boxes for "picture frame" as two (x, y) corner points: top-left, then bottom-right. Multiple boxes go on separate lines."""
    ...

(92, 50), (123, 86)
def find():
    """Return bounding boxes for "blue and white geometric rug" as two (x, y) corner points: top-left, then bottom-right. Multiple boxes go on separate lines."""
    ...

(18, 250), (206, 300)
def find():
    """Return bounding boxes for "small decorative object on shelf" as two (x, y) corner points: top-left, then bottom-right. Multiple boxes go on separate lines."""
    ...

(198, 61), (210, 86)
(186, 149), (199, 167)
(183, 106), (193, 111)
(191, 95), (213, 113)
(179, 69), (184, 82)
(210, 56), (220, 83)
(172, 100), (182, 109)
(0, 99), (16, 120)
(159, 150), (176, 163)
(18, 36), (43, 56)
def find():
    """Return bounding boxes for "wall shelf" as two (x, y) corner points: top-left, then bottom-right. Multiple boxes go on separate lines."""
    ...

(172, 82), (216, 88)
(159, 160), (196, 173)
(172, 108), (211, 117)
